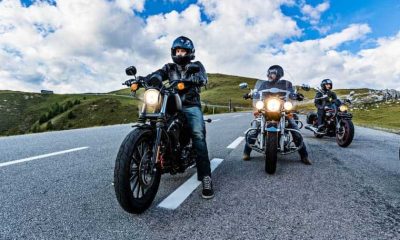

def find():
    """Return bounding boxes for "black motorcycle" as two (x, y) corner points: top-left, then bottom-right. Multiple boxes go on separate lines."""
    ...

(114, 64), (209, 214)
(305, 89), (354, 147)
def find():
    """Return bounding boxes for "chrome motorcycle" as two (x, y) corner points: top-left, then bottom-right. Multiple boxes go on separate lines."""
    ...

(240, 80), (306, 174)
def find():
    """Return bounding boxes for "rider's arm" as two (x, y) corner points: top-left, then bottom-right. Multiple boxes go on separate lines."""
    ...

(144, 64), (170, 87)
(286, 81), (304, 100)
(314, 92), (324, 109)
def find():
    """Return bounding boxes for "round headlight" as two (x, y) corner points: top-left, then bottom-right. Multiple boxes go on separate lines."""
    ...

(255, 100), (264, 110)
(144, 89), (160, 106)
(339, 105), (348, 112)
(267, 98), (281, 112)
(284, 102), (293, 111)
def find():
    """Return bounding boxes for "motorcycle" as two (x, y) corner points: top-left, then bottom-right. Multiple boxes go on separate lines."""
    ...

(304, 88), (354, 147)
(240, 80), (306, 174)
(114, 64), (210, 214)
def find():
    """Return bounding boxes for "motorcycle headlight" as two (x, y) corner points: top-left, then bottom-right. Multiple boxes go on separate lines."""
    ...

(284, 102), (293, 111)
(144, 89), (161, 106)
(339, 105), (348, 112)
(255, 100), (264, 110)
(267, 98), (281, 112)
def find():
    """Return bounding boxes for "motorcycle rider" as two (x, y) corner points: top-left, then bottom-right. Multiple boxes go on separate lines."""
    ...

(242, 65), (311, 165)
(315, 79), (337, 132)
(144, 36), (214, 199)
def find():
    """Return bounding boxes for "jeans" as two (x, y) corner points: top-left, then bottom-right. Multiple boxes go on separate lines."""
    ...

(182, 106), (211, 179)
(243, 118), (308, 158)
(317, 108), (325, 126)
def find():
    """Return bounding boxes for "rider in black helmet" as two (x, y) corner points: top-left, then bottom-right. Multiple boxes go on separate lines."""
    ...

(315, 79), (337, 132)
(145, 36), (214, 199)
(243, 65), (311, 165)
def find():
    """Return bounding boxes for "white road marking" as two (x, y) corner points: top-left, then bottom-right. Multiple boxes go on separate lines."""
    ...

(232, 114), (242, 118)
(158, 158), (224, 210)
(227, 136), (245, 149)
(212, 119), (221, 122)
(0, 147), (89, 168)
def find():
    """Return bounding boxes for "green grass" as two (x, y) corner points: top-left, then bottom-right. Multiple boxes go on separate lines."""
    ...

(351, 101), (400, 132)
(0, 91), (139, 136)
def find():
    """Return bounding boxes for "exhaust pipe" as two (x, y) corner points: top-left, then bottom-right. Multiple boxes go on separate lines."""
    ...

(305, 125), (318, 134)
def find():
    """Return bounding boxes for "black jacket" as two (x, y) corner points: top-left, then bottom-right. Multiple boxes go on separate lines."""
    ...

(314, 90), (337, 109)
(146, 61), (207, 107)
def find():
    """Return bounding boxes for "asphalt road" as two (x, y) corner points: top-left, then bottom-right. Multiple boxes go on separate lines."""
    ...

(1, 112), (400, 240)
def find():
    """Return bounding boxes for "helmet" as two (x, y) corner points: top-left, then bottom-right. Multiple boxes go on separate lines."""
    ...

(267, 65), (284, 81)
(320, 79), (333, 91)
(171, 36), (195, 65)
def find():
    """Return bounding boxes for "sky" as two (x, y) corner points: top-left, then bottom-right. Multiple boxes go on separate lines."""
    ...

(0, 0), (399, 93)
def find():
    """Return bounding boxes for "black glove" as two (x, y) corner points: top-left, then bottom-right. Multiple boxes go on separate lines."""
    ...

(123, 79), (133, 86)
(243, 93), (251, 99)
(297, 93), (304, 101)
(188, 74), (204, 85)
(148, 73), (162, 88)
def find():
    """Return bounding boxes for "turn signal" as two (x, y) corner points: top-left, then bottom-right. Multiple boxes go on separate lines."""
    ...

(131, 83), (138, 91)
(177, 82), (185, 90)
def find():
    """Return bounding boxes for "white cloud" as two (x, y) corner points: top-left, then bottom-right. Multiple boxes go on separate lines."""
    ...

(301, 1), (330, 25)
(0, 0), (399, 94)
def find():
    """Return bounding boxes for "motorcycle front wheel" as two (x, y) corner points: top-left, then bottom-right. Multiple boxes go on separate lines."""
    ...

(114, 128), (161, 214)
(336, 119), (354, 147)
(265, 132), (278, 174)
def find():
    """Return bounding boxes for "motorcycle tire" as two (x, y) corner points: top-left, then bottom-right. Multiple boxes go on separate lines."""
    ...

(114, 128), (161, 214)
(265, 132), (278, 174)
(336, 120), (354, 147)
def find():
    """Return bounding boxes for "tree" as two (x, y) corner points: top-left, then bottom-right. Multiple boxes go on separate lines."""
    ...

(46, 121), (54, 130)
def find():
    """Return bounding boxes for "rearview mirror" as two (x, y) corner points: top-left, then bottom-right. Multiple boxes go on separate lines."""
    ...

(125, 66), (137, 76)
(186, 63), (200, 74)
(239, 82), (248, 89)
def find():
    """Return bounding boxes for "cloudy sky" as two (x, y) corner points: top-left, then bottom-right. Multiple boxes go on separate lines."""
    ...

(0, 0), (399, 93)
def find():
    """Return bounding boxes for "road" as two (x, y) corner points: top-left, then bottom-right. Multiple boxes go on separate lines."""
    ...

(1, 112), (400, 239)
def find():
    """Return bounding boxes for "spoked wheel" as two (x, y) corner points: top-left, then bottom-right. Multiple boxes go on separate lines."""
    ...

(336, 120), (354, 147)
(114, 128), (161, 214)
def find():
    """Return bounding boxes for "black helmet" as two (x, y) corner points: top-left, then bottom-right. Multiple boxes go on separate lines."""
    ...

(320, 79), (333, 91)
(171, 36), (195, 65)
(267, 65), (284, 81)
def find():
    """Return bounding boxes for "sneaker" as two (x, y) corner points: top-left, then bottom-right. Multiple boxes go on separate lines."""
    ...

(301, 156), (312, 165)
(243, 153), (251, 161)
(202, 176), (214, 199)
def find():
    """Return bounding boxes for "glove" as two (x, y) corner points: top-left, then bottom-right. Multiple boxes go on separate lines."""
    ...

(123, 79), (133, 86)
(148, 73), (162, 88)
(297, 93), (304, 101)
(243, 93), (251, 99)
(188, 74), (204, 85)
(324, 106), (330, 110)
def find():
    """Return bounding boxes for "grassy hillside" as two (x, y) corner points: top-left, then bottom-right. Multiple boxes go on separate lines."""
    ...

(0, 74), (398, 136)
(0, 91), (139, 136)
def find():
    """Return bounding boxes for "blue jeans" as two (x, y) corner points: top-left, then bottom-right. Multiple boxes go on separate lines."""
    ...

(244, 118), (308, 158)
(182, 106), (211, 179)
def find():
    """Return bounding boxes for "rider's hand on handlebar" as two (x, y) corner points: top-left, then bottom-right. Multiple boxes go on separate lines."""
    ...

(297, 93), (304, 101)
(243, 93), (251, 99)
(123, 79), (133, 86)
